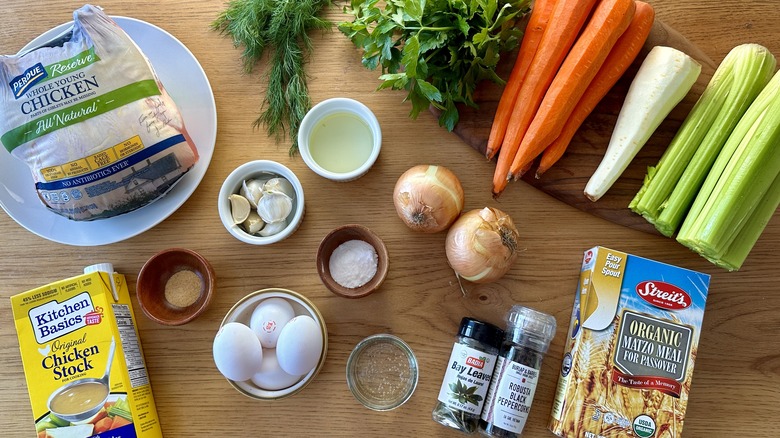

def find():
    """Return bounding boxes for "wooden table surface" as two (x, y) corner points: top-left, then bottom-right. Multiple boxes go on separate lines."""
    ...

(1, 1), (778, 437)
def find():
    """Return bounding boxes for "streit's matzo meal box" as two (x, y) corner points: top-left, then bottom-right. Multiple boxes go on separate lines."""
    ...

(549, 247), (710, 438)
(10, 266), (162, 438)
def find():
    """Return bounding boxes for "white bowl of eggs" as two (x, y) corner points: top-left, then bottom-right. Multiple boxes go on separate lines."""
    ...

(213, 288), (327, 399)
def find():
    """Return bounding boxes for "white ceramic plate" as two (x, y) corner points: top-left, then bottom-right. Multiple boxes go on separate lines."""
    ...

(1, 16), (217, 246)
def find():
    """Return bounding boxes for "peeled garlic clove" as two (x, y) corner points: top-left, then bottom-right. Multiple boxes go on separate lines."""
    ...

(242, 211), (265, 235)
(229, 194), (252, 224)
(257, 192), (293, 224)
(259, 219), (287, 237)
(241, 179), (266, 208)
(263, 177), (295, 199)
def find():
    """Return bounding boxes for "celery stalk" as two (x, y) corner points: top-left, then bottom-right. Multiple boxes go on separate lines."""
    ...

(715, 172), (780, 270)
(630, 44), (776, 236)
(677, 69), (780, 267)
(653, 46), (775, 235)
(629, 60), (732, 216)
(678, 70), (780, 239)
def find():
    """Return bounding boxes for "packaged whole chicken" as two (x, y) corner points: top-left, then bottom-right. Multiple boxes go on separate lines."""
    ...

(0, 4), (198, 220)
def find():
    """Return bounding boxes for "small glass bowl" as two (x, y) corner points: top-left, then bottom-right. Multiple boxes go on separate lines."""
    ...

(346, 334), (418, 411)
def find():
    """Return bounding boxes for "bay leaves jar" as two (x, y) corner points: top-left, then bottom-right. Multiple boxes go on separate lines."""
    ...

(432, 317), (505, 433)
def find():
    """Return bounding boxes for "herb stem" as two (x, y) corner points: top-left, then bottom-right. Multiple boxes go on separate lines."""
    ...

(424, 47), (443, 63)
(488, 4), (513, 32)
(404, 26), (456, 32)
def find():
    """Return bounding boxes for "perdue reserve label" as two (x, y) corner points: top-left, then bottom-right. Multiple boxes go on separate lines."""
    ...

(549, 246), (710, 438)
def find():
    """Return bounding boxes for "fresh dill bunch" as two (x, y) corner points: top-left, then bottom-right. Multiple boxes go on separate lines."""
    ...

(213, 0), (331, 154)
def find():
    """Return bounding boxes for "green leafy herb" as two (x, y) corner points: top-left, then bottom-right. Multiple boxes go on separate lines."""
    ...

(212, 0), (332, 154)
(339, 0), (531, 131)
(449, 379), (483, 406)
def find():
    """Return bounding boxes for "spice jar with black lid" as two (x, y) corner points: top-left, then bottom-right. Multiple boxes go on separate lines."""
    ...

(479, 305), (556, 438)
(432, 317), (505, 433)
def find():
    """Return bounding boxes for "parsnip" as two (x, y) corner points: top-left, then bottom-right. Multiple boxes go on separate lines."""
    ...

(584, 46), (701, 201)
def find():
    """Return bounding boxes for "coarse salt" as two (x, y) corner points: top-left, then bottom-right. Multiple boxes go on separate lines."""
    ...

(329, 239), (378, 288)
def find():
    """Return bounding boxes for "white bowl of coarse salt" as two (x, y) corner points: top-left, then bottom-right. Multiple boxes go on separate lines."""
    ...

(315, 224), (389, 298)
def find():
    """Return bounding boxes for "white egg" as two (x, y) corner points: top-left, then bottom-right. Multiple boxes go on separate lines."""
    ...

(276, 315), (323, 376)
(250, 348), (304, 390)
(213, 322), (263, 382)
(249, 297), (296, 348)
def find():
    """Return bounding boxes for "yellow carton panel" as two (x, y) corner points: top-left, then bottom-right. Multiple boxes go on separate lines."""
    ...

(11, 270), (162, 438)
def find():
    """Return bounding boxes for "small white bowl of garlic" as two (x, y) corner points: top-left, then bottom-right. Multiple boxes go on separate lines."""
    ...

(218, 160), (305, 245)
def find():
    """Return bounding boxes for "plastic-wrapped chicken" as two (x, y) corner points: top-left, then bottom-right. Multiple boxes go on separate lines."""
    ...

(0, 4), (198, 220)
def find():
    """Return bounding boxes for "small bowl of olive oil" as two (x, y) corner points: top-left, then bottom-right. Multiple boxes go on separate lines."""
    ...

(298, 98), (381, 182)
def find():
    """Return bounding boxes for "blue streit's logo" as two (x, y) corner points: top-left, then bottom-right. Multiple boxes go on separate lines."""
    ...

(10, 63), (48, 99)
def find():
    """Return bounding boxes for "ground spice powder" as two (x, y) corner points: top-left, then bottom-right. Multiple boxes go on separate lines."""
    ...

(164, 270), (202, 307)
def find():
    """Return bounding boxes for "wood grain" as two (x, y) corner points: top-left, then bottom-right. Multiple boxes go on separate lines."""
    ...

(451, 20), (718, 234)
(0, 2), (778, 438)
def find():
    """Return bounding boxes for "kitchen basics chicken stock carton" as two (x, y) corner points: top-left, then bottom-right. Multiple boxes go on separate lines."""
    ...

(10, 266), (162, 438)
(549, 247), (710, 438)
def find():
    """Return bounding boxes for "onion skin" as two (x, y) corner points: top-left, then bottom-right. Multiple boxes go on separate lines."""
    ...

(445, 207), (520, 283)
(393, 165), (465, 233)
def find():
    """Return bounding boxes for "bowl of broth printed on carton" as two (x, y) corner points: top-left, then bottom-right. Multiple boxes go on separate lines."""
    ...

(10, 264), (162, 438)
(549, 247), (711, 438)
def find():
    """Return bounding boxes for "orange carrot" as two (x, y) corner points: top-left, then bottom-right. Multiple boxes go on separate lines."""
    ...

(485, 0), (557, 160)
(89, 407), (109, 425)
(492, 0), (599, 197)
(94, 416), (114, 434)
(111, 416), (132, 429)
(536, 1), (656, 178)
(507, 0), (637, 180)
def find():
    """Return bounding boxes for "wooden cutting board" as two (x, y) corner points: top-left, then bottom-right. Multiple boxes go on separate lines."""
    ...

(451, 20), (717, 234)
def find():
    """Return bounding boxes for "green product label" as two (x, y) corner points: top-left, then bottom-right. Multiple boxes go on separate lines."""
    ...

(45, 47), (101, 81)
(2, 80), (160, 152)
(632, 414), (657, 438)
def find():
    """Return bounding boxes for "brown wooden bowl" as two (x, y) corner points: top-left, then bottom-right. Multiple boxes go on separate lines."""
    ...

(137, 248), (215, 325)
(316, 224), (389, 298)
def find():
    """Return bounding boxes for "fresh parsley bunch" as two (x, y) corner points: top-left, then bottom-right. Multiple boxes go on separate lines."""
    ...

(339, 0), (531, 131)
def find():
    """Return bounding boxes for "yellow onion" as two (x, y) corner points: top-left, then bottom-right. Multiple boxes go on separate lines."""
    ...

(445, 207), (520, 283)
(393, 165), (465, 233)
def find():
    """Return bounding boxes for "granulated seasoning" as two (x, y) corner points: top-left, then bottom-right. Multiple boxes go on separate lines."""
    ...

(329, 239), (378, 288)
(164, 270), (202, 308)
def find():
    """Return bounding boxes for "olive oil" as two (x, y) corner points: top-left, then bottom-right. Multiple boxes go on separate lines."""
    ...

(309, 112), (373, 173)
